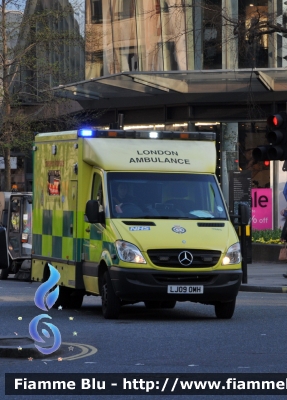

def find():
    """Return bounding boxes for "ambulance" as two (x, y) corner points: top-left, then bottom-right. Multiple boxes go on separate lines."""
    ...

(31, 129), (242, 319)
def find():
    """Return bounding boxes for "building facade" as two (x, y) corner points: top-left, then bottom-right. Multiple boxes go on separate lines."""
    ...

(23, 0), (287, 226)
(0, 10), (24, 190)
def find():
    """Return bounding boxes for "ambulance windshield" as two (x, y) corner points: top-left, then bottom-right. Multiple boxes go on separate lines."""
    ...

(108, 172), (228, 220)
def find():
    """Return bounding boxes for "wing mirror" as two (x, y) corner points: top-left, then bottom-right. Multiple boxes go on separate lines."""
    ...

(85, 200), (105, 223)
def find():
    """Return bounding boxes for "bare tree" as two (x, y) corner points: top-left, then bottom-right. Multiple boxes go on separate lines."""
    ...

(132, 1), (287, 68)
(0, 0), (85, 190)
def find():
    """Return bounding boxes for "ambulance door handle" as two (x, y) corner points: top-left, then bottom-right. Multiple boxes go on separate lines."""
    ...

(70, 224), (73, 235)
(85, 226), (90, 233)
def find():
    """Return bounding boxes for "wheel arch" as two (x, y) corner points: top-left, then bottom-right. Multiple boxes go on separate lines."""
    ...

(42, 261), (52, 282)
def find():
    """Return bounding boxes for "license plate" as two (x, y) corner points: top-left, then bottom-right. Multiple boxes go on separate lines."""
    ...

(167, 285), (204, 294)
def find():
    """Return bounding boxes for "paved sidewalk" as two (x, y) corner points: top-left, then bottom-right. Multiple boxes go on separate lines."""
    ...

(240, 262), (287, 293)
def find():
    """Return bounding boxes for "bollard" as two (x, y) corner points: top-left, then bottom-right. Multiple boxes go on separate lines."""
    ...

(238, 204), (250, 284)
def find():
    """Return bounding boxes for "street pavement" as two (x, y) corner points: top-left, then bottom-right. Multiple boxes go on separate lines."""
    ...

(241, 261), (287, 293)
(0, 265), (286, 357)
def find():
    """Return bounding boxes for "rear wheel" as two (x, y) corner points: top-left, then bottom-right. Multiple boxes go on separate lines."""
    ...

(0, 268), (9, 280)
(52, 286), (71, 309)
(214, 299), (236, 319)
(52, 287), (84, 309)
(68, 291), (84, 309)
(0, 256), (13, 280)
(101, 271), (121, 319)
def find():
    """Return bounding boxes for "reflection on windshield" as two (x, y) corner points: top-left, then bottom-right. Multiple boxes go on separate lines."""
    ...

(108, 172), (228, 220)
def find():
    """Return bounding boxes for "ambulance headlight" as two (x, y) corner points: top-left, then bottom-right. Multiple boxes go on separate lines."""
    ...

(115, 241), (146, 264)
(222, 243), (241, 265)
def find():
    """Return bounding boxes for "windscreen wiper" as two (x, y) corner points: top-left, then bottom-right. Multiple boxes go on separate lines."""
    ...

(128, 216), (185, 219)
(192, 217), (227, 220)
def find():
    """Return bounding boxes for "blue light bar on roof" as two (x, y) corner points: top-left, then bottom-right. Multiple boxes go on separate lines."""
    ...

(78, 129), (94, 137)
(77, 129), (216, 141)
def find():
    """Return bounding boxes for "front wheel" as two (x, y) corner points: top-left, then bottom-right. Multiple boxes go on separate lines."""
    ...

(214, 299), (236, 319)
(144, 301), (162, 309)
(161, 300), (176, 309)
(101, 271), (121, 319)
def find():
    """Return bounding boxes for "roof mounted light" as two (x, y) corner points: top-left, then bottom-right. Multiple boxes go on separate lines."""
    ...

(77, 129), (216, 141)
(78, 129), (94, 137)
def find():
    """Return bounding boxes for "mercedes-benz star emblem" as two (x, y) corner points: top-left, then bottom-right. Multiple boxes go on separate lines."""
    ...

(178, 251), (193, 266)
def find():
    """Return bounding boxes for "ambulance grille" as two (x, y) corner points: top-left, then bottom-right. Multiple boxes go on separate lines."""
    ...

(147, 249), (221, 267)
(153, 274), (215, 284)
(197, 223), (225, 227)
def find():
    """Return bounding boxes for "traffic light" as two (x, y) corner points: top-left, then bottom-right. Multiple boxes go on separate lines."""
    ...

(263, 160), (270, 169)
(252, 111), (287, 161)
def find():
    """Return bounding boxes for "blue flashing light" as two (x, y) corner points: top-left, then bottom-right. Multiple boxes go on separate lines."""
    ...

(78, 129), (94, 137)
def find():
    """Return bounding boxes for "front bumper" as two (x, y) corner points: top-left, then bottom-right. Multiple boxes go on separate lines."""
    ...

(109, 266), (242, 304)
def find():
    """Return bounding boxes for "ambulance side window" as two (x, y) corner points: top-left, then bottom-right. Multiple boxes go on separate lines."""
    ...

(91, 173), (104, 212)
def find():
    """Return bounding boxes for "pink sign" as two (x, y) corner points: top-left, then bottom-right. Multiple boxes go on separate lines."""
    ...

(251, 188), (272, 230)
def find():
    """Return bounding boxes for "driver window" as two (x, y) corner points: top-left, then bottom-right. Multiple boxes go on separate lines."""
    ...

(91, 173), (104, 212)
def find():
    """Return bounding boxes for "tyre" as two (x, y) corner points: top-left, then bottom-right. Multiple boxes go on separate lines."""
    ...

(52, 286), (72, 309)
(161, 300), (176, 309)
(214, 299), (236, 319)
(52, 287), (84, 309)
(144, 301), (162, 309)
(0, 268), (9, 280)
(68, 291), (84, 309)
(101, 271), (121, 319)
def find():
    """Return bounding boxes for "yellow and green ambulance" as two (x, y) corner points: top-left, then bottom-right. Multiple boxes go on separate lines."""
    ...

(31, 129), (242, 319)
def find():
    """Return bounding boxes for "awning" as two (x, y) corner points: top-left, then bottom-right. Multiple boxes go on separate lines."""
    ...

(51, 68), (287, 107)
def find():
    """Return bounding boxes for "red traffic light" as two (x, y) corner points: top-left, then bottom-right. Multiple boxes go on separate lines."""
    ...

(253, 111), (287, 162)
(267, 113), (284, 128)
(273, 116), (279, 126)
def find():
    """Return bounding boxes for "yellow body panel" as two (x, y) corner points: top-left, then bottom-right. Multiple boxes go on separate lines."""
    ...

(83, 138), (216, 172)
(32, 259), (76, 287)
(83, 276), (99, 294)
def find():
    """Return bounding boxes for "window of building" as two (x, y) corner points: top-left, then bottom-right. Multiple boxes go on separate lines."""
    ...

(202, 0), (222, 69)
(91, 0), (103, 24)
(276, 0), (287, 67)
(112, 0), (135, 20)
(238, 0), (268, 68)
